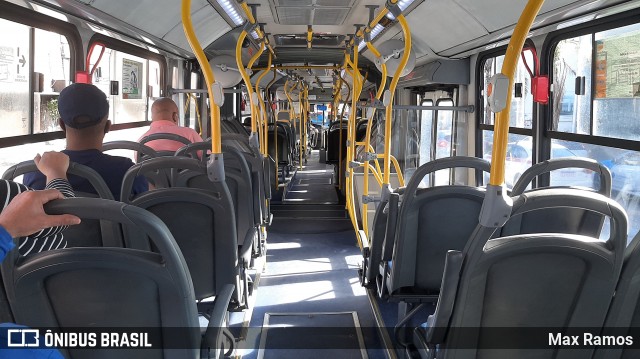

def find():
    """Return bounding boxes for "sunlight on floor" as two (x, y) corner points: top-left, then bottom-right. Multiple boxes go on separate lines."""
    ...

(267, 242), (302, 250)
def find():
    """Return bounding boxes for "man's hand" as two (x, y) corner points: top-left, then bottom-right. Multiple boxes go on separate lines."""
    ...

(0, 190), (81, 238)
(35, 152), (70, 181)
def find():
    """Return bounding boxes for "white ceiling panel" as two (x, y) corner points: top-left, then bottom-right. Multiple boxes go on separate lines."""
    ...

(453, 0), (583, 32)
(74, 0), (230, 53)
(405, 0), (488, 53)
(162, 5), (231, 53)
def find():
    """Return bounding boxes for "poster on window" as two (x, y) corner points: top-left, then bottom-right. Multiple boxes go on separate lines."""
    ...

(594, 30), (640, 98)
(122, 58), (142, 99)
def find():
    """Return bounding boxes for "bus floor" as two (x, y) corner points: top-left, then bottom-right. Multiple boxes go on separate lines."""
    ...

(281, 150), (340, 204)
(234, 155), (386, 358)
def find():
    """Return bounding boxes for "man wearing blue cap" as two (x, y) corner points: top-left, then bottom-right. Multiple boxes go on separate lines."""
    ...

(24, 83), (148, 199)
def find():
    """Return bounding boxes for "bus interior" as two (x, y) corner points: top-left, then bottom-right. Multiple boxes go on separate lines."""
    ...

(1, 0), (640, 358)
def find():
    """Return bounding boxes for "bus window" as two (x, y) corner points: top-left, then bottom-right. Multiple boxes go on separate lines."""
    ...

(33, 28), (71, 134)
(89, 46), (149, 124)
(0, 18), (31, 138)
(549, 21), (640, 241)
(419, 99), (433, 167)
(482, 49), (534, 129)
(552, 34), (592, 134)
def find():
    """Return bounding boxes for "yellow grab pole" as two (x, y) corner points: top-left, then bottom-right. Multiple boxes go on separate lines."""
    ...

(489, 0), (544, 186)
(255, 51), (272, 155)
(236, 30), (259, 140)
(383, 14), (411, 185)
(361, 39), (387, 239)
(181, 0), (221, 154)
(249, 42), (266, 152)
(248, 41), (264, 70)
(299, 88), (303, 170)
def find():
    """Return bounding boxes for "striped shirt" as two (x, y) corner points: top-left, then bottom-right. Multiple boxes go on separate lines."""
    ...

(0, 179), (75, 256)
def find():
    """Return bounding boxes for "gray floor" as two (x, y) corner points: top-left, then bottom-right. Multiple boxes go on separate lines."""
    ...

(283, 151), (339, 204)
(238, 154), (385, 358)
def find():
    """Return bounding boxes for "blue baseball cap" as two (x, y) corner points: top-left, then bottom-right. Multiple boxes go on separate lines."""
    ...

(58, 83), (109, 129)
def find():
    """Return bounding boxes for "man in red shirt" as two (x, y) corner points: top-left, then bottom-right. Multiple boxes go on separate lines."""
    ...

(139, 98), (204, 154)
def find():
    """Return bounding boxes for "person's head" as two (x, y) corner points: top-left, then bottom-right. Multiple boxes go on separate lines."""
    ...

(151, 98), (179, 124)
(57, 83), (110, 150)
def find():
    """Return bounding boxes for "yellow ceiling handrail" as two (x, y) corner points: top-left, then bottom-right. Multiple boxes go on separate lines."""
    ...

(489, 0), (544, 186)
(181, 0), (221, 154)
(255, 51), (272, 155)
(383, 14), (411, 185)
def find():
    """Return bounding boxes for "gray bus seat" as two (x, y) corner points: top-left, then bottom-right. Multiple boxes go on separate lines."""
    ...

(122, 157), (250, 309)
(0, 197), (235, 359)
(595, 231), (640, 359)
(124, 187), (245, 310)
(177, 142), (261, 261)
(102, 140), (168, 186)
(268, 122), (294, 180)
(2, 161), (122, 248)
(503, 158), (613, 238)
(103, 140), (158, 162)
(139, 133), (192, 157)
(222, 133), (272, 228)
(413, 188), (627, 359)
(377, 157), (491, 303)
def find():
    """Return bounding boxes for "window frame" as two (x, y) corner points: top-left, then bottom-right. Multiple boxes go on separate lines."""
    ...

(475, 40), (537, 163)
(87, 34), (168, 131)
(0, 2), (82, 148)
(541, 8), (640, 154)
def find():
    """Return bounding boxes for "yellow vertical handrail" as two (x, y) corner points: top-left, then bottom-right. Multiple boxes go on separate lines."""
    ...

(361, 39), (387, 239)
(236, 30), (259, 137)
(255, 51), (272, 155)
(181, 0), (221, 154)
(489, 0), (544, 186)
(383, 14), (411, 185)
(249, 42), (266, 153)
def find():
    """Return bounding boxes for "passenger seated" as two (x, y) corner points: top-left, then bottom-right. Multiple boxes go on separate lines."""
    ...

(0, 174), (80, 358)
(138, 97), (204, 154)
(24, 84), (148, 200)
(2, 151), (78, 256)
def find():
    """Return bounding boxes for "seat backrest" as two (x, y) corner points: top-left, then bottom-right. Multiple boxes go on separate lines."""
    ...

(127, 188), (238, 301)
(1, 198), (200, 359)
(103, 140), (158, 163)
(326, 120), (348, 164)
(428, 189), (627, 359)
(595, 231), (640, 359)
(139, 133), (192, 157)
(222, 134), (270, 222)
(277, 111), (290, 122)
(385, 157), (491, 296)
(176, 142), (259, 245)
(503, 158), (613, 238)
(2, 161), (122, 248)
(268, 123), (292, 164)
(223, 118), (250, 135)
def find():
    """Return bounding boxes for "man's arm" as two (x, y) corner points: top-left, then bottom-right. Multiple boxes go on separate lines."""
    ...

(0, 187), (81, 261)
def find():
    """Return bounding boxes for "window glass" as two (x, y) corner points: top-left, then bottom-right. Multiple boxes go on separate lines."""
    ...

(88, 45), (150, 124)
(434, 99), (454, 186)
(482, 130), (532, 188)
(113, 51), (147, 124)
(0, 18), (30, 138)
(551, 139), (640, 241)
(552, 35), (592, 134)
(33, 28), (71, 134)
(482, 50), (534, 129)
(592, 23), (640, 140)
(419, 100), (433, 166)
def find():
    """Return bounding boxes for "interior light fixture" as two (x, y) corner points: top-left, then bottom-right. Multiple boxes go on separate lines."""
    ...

(216, 0), (245, 26)
(386, 0), (416, 20)
(358, 24), (385, 52)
